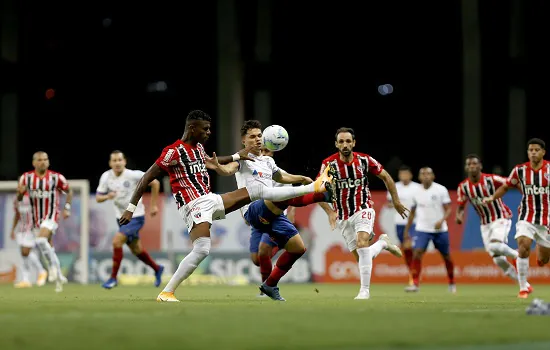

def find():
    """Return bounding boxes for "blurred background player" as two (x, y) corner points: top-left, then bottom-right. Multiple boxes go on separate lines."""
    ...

(455, 154), (530, 293)
(118, 110), (332, 302)
(484, 138), (550, 298)
(10, 193), (47, 288)
(404, 167), (455, 293)
(318, 127), (407, 300)
(17, 151), (71, 292)
(229, 120), (322, 301)
(385, 164), (421, 285)
(96, 150), (164, 289)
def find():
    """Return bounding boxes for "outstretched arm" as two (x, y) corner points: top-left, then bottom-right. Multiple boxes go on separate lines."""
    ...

(376, 169), (409, 219)
(119, 164), (164, 225)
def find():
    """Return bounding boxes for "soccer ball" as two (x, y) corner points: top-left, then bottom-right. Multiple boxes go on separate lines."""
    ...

(262, 125), (289, 152)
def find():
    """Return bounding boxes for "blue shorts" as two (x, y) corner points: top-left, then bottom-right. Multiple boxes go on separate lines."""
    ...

(249, 232), (278, 253)
(413, 230), (450, 256)
(245, 200), (298, 252)
(117, 216), (145, 245)
(396, 224), (415, 243)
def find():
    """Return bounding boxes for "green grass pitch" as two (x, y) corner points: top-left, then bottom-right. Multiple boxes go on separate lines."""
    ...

(1, 283), (550, 350)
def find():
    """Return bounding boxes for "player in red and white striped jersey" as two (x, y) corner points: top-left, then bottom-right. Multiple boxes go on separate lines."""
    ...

(10, 193), (47, 288)
(456, 154), (529, 291)
(484, 138), (550, 298)
(118, 110), (333, 302)
(317, 127), (408, 300)
(17, 151), (72, 292)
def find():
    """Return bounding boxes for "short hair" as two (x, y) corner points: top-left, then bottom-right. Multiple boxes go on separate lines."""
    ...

(398, 164), (412, 172)
(335, 127), (355, 140)
(465, 153), (481, 162)
(110, 150), (125, 159)
(527, 138), (546, 150)
(241, 120), (262, 137)
(186, 110), (211, 123)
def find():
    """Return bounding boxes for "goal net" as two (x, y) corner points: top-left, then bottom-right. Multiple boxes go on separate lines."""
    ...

(0, 180), (90, 284)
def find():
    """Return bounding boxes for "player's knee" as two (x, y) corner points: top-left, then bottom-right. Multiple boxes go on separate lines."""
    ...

(517, 245), (530, 258)
(258, 244), (272, 257)
(21, 248), (31, 257)
(192, 237), (211, 257)
(250, 254), (260, 266)
(487, 242), (501, 255)
(413, 249), (424, 259)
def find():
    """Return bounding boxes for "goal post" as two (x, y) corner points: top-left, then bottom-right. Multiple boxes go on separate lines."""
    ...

(0, 179), (90, 284)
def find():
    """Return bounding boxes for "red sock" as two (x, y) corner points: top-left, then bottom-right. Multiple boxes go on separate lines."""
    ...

(271, 246), (280, 258)
(111, 247), (123, 279)
(404, 248), (413, 269)
(266, 249), (305, 287)
(444, 259), (455, 284)
(137, 250), (160, 272)
(286, 192), (327, 207)
(258, 254), (273, 282)
(411, 257), (422, 286)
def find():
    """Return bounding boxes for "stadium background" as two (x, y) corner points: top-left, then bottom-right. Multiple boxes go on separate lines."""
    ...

(1, 0), (549, 285)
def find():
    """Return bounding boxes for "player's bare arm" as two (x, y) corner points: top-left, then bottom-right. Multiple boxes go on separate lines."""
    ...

(148, 179), (161, 217)
(16, 184), (26, 201)
(403, 206), (417, 247)
(119, 163), (164, 225)
(10, 210), (20, 240)
(213, 145), (257, 165)
(377, 169), (409, 218)
(483, 183), (510, 203)
(62, 187), (74, 219)
(318, 202), (337, 230)
(96, 192), (117, 203)
(273, 171), (313, 185)
(206, 153), (240, 176)
(436, 203), (452, 229)
(455, 205), (465, 224)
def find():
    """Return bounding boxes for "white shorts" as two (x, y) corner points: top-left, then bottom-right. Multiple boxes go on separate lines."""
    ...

(40, 219), (58, 234)
(515, 220), (550, 248)
(16, 231), (36, 248)
(338, 208), (375, 252)
(480, 218), (511, 253)
(178, 193), (226, 233)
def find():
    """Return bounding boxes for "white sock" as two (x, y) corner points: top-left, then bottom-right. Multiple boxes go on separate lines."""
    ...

(369, 240), (388, 259)
(488, 242), (519, 259)
(35, 237), (53, 270)
(492, 256), (517, 280)
(20, 255), (30, 282)
(357, 247), (373, 291)
(247, 183), (315, 202)
(516, 257), (529, 290)
(51, 247), (63, 277)
(28, 249), (46, 274)
(163, 237), (211, 293)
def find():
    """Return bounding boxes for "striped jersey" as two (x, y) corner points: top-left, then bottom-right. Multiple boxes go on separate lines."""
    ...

(155, 139), (211, 208)
(13, 193), (34, 233)
(506, 160), (550, 226)
(318, 152), (383, 220)
(457, 173), (513, 225)
(18, 170), (70, 227)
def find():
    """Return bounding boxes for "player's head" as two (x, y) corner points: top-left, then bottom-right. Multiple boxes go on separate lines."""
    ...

(109, 150), (127, 173)
(32, 151), (49, 173)
(335, 127), (356, 157)
(184, 110), (212, 144)
(464, 154), (482, 176)
(240, 120), (263, 154)
(398, 165), (413, 184)
(261, 146), (274, 157)
(527, 138), (546, 163)
(419, 167), (434, 186)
